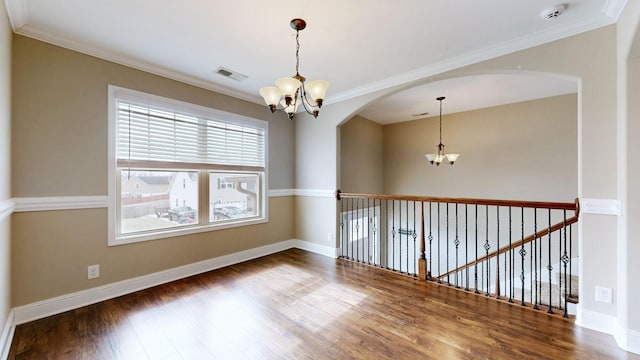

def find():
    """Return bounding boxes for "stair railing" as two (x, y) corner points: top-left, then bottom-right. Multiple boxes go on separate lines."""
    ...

(336, 190), (580, 318)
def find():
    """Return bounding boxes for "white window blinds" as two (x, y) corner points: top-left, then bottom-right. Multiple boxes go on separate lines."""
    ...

(117, 101), (265, 168)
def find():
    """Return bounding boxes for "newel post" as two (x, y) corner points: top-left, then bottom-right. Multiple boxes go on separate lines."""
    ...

(418, 201), (427, 280)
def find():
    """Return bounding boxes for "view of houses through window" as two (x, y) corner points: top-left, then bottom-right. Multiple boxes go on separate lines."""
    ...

(120, 170), (259, 234)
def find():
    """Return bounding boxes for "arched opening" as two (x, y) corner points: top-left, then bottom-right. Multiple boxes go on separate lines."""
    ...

(339, 71), (579, 202)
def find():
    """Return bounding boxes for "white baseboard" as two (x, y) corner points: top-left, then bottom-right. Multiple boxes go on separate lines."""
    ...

(13, 240), (336, 325)
(0, 310), (14, 360)
(575, 305), (617, 335)
(615, 324), (640, 355)
(292, 239), (338, 258)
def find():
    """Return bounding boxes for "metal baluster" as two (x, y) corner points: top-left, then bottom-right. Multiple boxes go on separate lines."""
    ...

(385, 199), (389, 270)
(465, 204), (469, 291)
(496, 206), (500, 299)
(558, 212), (563, 311)
(339, 197), (344, 258)
(569, 223), (573, 299)
(520, 207), (526, 306)
(453, 203), (460, 289)
(508, 206), (513, 303)
(446, 202), (450, 285)
(485, 205), (490, 296)
(562, 210), (570, 318)
(547, 209), (553, 314)
(533, 209), (539, 310)
(437, 202), (441, 282)
(392, 200), (396, 271)
(428, 202), (433, 280)
(400, 200), (404, 272)
(374, 199), (379, 267)
(347, 198), (354, 260)
(413, 201), (417, 277)
(474, 204), (479, 294)
(357, 198), (361, 262)
(367, 198), (370, 265)
(455, 203), (460, 288)
(405, 200), (409, 273)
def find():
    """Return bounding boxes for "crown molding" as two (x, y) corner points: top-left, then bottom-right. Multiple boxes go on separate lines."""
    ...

(603, 0), (628, 21)
(3, 0), (27, 31)
(328, 9), (620, 105)
(4, 0), (627, 108)
(13, 24), (264, 106)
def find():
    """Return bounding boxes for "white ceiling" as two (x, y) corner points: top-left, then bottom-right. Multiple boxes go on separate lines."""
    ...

(4, 0), (626, 124)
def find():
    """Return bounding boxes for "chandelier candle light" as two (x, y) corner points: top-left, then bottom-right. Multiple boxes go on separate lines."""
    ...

(259, 18), (330, 120)
(425, 96), (460, 166)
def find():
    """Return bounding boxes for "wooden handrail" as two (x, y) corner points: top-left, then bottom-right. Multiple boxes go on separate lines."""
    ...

(336, 190), (579, 212)
(436, 215), (579, 280)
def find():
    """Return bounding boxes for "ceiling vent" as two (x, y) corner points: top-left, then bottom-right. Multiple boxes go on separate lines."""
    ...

(541, 4), (566, 20)
(215, 67), (248, 82)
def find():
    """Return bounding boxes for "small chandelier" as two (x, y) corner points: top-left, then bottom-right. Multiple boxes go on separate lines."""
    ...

(259, 18), (330, 120)
(425, 96), (460, 166)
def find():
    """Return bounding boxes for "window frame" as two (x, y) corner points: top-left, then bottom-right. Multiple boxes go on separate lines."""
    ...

(108, 85), (268, 246)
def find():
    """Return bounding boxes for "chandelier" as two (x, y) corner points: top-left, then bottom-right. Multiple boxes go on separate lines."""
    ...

(259, 18), (330, 120)
(425, 96), (460, 166)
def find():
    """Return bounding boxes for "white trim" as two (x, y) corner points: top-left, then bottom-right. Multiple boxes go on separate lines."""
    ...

(581, 198), (622, 216)
(13, 24), (261, 106)
(0, 310), (14, 360)
(12, 240), (336, 325)
(291, 239), (338, 258)
(615, 324), (640, 355)
(0, 199), (15, 221)
(575, 305), (617, 335)
(3, 0), (27, 31)
(328, 8), (620, 105)
(6, 0), (623, 108)
(7, 189), (331, 214)
(268, 189), (295, 197)
(294, 189), (335, 198)
(13, 196), (108, 212)
(603, 0), (628, 21)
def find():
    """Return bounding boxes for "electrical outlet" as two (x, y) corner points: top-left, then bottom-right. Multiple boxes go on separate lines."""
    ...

(327, 232), (333, 243)
(88, 264), (100, 280)
(595, 286), (612, 304)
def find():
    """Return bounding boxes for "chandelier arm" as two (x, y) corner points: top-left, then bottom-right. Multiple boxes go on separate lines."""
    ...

(298, 85), (319, 117)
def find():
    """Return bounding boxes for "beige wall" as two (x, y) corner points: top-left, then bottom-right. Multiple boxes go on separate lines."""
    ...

(383, 95), (577, 201)
(0, 1), (11, 337)
(339, 115), (384, 194)
(10, 35), (295, 305)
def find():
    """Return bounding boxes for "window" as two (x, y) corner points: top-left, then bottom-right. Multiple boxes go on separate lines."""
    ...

(108, 86), (267, 245)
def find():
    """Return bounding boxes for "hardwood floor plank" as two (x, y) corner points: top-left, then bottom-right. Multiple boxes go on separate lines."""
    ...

(8, 249), (640, 359)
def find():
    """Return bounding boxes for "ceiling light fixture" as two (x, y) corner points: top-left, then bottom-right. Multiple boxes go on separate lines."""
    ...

(259, 18), (330, 120)
(425, 96), (460, 166)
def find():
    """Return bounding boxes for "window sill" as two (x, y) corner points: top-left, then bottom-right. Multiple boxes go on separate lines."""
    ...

(109, 217), (268, 246)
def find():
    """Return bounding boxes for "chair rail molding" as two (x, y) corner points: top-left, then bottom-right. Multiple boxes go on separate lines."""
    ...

(581, 198), (621, 216)
(0, 199), (15, 221)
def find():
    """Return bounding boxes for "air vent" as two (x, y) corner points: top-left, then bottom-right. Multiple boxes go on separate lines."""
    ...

(215, 67), (248, 82)
(412, 112), (429, 117)
(541, 4), (566, 20)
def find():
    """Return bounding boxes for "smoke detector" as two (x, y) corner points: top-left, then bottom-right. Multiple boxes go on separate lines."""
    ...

(215, 67), (248, 82)
(541, 4), (567, 20)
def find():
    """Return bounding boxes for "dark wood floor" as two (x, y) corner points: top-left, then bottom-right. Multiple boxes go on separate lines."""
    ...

(8, 249), (638, 359)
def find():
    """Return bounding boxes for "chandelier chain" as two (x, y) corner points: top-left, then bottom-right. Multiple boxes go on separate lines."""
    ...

(295, 30), (300, 75)
(439, 99), (443, 145)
